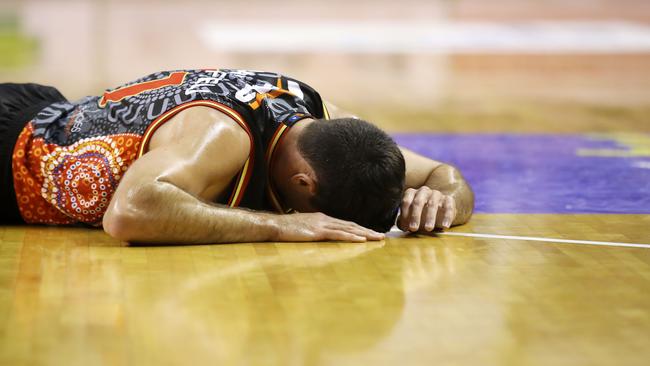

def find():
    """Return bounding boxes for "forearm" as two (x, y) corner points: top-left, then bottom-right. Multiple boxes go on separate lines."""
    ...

(103, 181), (278, 244)
(425, 165), (474, 225)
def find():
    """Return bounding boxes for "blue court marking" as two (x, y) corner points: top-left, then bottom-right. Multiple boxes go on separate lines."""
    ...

(393, 133), (650, 214)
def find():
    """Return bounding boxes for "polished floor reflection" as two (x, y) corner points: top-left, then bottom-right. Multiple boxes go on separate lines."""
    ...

(0, 215), (648, 366)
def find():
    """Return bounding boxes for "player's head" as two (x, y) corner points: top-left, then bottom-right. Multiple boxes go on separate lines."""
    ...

(295, 118), (405, 232)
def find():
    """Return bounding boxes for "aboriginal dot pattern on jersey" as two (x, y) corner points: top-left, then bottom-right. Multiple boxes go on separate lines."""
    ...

(12, 124), (139, 225)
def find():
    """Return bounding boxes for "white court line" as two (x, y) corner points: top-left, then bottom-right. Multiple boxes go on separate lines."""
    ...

(198, 21), (650, 53)
(436, 232), (650, 249)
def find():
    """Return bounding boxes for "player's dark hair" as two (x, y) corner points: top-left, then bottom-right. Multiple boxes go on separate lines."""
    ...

(297, 118), (405, 232)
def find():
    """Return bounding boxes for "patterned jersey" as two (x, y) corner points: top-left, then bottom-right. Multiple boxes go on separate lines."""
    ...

(12, 69), (329, 225)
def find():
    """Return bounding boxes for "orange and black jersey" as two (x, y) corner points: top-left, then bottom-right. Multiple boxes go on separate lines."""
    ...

(12, 69), (329, 225)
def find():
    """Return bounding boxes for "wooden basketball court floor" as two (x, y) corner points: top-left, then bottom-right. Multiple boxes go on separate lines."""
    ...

(0, 216), (648, 366)
(1, 55), (650, 365)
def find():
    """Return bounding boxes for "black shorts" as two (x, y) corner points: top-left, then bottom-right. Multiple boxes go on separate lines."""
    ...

(0, 83), (67, 224)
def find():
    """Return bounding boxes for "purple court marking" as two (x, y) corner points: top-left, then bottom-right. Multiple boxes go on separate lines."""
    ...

(393, 133), (650, 214)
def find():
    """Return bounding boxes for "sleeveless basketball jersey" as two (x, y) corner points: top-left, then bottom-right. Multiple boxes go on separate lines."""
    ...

(11, 69), (330, 225)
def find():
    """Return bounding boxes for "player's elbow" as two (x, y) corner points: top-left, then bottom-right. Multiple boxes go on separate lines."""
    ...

(103, 207), (139, 242)
(103, 182), (166, 242)
(455, 184), (475, 226)
(102, 192), (152, 242)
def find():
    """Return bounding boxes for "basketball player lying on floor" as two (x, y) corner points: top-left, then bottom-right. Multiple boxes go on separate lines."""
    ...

(1, 69), (474, 243)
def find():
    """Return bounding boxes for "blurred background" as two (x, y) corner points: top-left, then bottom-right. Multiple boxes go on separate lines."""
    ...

(1, 0), (649, 133)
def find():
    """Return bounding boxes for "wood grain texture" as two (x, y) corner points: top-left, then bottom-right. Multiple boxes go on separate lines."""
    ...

(1, 214), (648, 366)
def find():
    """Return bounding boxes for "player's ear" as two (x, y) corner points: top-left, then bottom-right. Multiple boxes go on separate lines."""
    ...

(291, 173), (317, 197)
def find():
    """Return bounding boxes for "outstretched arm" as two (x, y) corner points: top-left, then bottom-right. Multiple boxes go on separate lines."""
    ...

(103, 106), (383, 244)
(398, 148), (474, 232)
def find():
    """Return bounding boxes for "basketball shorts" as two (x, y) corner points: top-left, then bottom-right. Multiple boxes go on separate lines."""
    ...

(0, 83), (67, 224)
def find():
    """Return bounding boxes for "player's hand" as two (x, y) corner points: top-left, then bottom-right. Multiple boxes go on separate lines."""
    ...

(397, 187), (456, 232)
(272, 212), (385, 242)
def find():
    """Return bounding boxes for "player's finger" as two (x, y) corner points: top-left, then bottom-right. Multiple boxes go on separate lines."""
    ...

(408, 188), (432, 232)
(329, 222), (385, 240)
(398, 188), (417, 230)
(396, 214), (408, 232)
(423, 191), (444, 231)
(323, 214), (385, 240)
(328, 217), (384, 236)
(325, 230), (368, 243)
(441, 196), (457, 229)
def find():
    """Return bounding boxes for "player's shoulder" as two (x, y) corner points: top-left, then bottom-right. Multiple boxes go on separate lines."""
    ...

(149, 105), (250, 151)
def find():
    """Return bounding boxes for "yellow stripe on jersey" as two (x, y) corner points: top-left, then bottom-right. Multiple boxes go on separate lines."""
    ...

(322, 102), (330, 120)
(228, 158), (250, 207)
